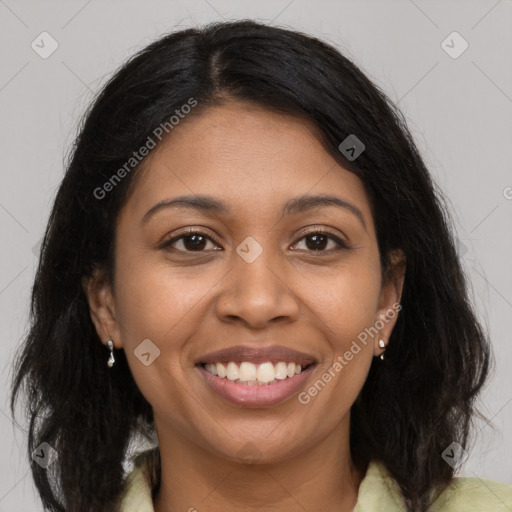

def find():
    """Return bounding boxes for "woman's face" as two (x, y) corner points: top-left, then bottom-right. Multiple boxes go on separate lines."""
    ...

(87, 101), (403, 463)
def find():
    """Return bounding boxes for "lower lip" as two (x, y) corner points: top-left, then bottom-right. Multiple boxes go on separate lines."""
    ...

(197, 364), (316, 408)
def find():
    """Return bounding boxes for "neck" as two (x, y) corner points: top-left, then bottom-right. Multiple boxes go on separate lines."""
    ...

(153, 418), (366, 512)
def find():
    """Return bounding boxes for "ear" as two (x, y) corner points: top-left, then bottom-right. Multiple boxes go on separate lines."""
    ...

(374, 249), (406, 357)
(81, 268), (123, 349)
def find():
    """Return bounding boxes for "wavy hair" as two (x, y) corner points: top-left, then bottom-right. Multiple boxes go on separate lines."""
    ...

(10, 19), (492, 511)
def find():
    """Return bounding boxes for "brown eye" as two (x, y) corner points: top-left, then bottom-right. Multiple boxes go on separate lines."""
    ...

(161, 228), (349, 254)
(292, 230), (349, 252)
(162, 230), (221, 252)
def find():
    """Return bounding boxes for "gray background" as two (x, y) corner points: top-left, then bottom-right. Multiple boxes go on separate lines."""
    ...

(1, 0), (511, 509)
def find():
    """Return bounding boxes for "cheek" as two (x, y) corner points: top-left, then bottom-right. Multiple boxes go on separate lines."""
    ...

(112, 246), (210, 343)
(309, 255), (382, 349)
(111, 249), (202, 417)
(298, 260), (381, 426)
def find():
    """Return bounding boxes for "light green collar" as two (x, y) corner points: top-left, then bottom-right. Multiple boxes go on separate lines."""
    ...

(118, 449), (512, 512)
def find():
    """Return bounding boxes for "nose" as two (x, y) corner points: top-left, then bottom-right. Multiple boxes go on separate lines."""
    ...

(215, 245), (300, 329)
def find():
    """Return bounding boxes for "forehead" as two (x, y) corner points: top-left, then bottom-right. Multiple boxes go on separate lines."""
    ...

(120, 102), (373, 228)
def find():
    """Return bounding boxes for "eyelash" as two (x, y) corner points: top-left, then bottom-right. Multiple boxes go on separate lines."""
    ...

(161, 227), (350, 254)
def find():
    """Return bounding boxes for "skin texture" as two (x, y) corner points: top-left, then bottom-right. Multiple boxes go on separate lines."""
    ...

(84, 101), (405, 512)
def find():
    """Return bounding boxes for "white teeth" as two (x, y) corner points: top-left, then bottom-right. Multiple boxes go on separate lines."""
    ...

(216, 363), (226, 378)
(274, 362), (288, 380)
(226, 362), (239, 381)
(256, 362), (275, 383)
(203, 361), (309, 385)
(239, 362), (257, 382)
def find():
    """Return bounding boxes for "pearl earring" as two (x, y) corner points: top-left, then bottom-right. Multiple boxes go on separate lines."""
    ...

(379, 339), (386, 360)
(107, 339), (115, 368)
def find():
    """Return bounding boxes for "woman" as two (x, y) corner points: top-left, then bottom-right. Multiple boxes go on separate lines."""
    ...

(10, 19), (512, 512)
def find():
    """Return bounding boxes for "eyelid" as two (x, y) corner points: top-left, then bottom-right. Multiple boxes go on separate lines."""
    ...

(159, 226), (222, 249)
(295, 226), (349, 244)
(161, 225), (350, 252)
(291, 227), (350, 252)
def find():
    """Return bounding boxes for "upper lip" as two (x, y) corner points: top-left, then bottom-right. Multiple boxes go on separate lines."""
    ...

(196, 345), (317, 366)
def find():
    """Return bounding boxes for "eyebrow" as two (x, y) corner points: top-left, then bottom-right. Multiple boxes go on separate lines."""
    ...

(141, 193), (366, 229)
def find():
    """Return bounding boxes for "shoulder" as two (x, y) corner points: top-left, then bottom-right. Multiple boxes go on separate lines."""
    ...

(117, 447), (160, 512)
(429, 474), (512, 511)
(354, 460), (512, 512)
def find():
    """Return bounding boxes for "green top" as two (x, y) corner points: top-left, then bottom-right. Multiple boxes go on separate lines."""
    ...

(118, 448), (512, 511)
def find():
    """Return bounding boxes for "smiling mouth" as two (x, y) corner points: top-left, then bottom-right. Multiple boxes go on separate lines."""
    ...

(198, 361), (315, 386)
